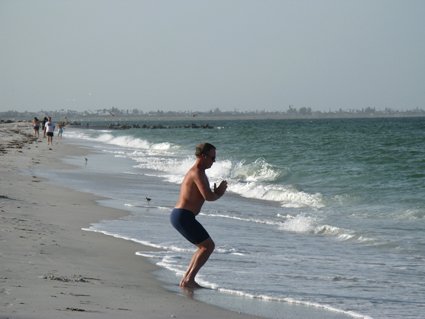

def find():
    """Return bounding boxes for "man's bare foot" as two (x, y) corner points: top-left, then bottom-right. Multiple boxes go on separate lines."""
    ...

(180, 279), (203, 289)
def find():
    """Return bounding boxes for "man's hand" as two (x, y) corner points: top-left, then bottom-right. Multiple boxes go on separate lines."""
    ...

(214, 180), (228, 197)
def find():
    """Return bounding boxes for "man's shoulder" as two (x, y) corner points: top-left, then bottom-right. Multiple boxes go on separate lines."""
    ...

(187, 165), (206, 179)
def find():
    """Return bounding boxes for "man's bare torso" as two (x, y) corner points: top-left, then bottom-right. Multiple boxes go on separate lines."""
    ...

(175, 165), (208, 215)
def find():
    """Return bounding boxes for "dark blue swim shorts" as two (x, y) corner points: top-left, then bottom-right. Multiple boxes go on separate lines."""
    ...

(170, 208), (210, 245)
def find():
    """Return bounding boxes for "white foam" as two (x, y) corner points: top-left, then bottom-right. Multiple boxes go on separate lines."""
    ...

(398, 208), (425, 220)
(132, 154), (323, 209)
(278, 215), (375, 243)
(68, 129), (324, 209)
(67, 129), (176, 154)
(214, 247), (246, 255)
(202, 212), (282, 226)
(230, 158), (281, 182)
(280, 215), (316, 233)
(230, 182), (324, 208)
(211, 287), (373, 319)
(82, 227), (168, 251)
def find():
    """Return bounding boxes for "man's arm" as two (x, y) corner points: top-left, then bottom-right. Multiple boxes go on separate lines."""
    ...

(193, 169), (227, 201)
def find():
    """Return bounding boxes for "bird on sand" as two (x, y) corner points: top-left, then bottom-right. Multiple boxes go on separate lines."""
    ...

(146, 197), (152, 204)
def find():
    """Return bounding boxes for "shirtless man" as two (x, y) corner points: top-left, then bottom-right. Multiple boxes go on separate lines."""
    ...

(170, 143), (227, 288)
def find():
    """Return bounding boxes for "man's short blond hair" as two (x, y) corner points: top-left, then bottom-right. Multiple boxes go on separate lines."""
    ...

(195, 143), (216, 157)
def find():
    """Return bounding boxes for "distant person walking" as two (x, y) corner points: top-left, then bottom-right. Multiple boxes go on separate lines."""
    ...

(170, 143), (227, 289)
(57, 123), (64, 139)
(42, 116), (48, 138)
(32, 117), (40, 137)
(44, 116), (55, 146)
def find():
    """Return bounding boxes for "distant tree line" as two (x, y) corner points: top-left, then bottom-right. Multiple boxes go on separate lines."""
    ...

(1, 105), (425, 121)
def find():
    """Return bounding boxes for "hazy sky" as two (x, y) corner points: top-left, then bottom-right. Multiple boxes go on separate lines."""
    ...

(1, 0), (424, 113)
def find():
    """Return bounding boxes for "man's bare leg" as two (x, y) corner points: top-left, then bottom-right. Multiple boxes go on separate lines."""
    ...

(180, 238), (215, 288)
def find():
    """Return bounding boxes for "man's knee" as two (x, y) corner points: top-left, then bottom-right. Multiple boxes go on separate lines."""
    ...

(199, 238), (215, 253)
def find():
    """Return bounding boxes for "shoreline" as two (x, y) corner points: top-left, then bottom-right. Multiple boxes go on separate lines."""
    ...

(0, 122), (263, 319)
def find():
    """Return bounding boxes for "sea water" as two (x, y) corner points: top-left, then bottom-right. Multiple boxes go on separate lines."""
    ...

(40, 118), (425, 319)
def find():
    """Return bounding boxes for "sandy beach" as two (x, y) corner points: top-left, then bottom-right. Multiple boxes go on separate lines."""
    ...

(0, 121), (263, 319)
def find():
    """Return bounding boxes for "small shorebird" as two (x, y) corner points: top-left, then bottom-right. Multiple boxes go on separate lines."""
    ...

(85, 157), (88, 165)
(146, 197), (151, 204)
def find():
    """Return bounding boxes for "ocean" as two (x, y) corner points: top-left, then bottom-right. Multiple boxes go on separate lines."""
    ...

(39, 117), (425, 319)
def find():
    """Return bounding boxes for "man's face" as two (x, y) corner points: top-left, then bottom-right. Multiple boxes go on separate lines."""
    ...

(204, 149), (216, 169)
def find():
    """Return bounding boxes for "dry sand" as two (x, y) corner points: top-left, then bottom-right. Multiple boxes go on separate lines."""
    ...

(0, 121), (263, 319)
